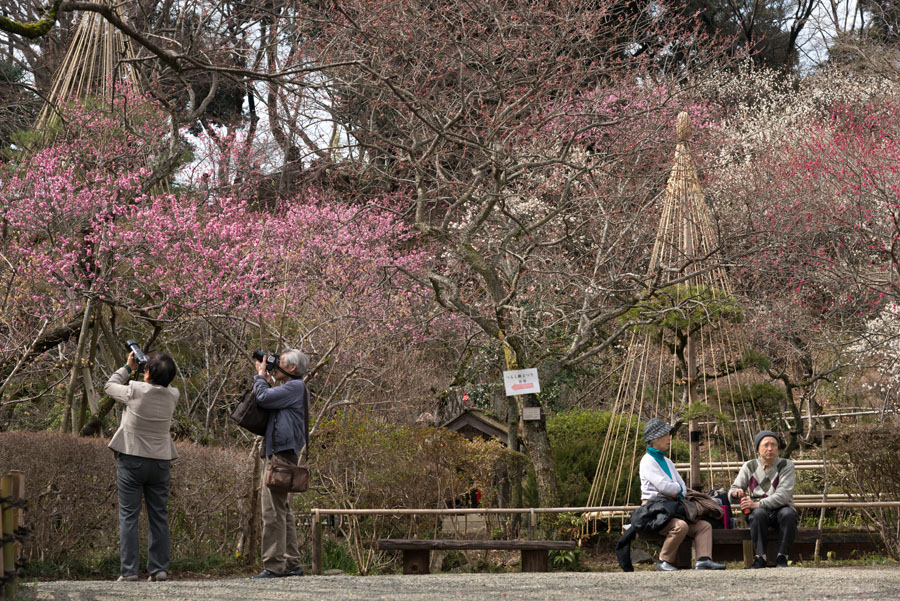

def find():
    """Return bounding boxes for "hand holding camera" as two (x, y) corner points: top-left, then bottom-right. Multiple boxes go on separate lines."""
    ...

(252, 350), (280, 375)
(125, 339), (148, 372)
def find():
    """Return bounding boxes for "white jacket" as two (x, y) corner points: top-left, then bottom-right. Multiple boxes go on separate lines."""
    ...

(639, 452), (686, 501)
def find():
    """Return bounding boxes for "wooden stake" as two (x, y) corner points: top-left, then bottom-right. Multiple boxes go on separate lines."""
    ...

(311, 509), (322, 575)
(1, 474), (15, 600)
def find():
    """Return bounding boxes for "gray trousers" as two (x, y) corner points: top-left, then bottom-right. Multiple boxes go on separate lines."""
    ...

(748, 505), (798, 558)
(261, 452), (302, 574)
(116, 454), (172, 577)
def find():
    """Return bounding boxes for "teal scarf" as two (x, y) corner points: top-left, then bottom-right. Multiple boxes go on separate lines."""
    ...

(647, 446), (683, 498)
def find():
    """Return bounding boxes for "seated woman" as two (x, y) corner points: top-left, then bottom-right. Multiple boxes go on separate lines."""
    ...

(639, 418), (725, 571)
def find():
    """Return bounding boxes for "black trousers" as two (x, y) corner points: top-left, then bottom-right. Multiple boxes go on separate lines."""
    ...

(117, 454), (171, 577)
(748, 505), (798, 558)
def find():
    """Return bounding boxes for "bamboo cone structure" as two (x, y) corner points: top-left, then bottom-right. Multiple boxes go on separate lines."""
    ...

(583, 113), (768, 529)
(28, 2), (169, 434)
(34, 0), (142, 134)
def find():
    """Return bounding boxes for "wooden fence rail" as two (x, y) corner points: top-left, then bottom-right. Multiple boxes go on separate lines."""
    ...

(0, 471), (25, 601)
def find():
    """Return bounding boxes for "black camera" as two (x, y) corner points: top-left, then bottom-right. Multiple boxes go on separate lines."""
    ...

(125, 339), (148, 367)
(252, 350), (280, 372)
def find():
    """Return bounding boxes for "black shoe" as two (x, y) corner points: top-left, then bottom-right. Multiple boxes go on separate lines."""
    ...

(776, 554), (789, 568)
(285, 566), (304, 576)
(251, 569), (284, 579)
(751, 556), (766, 569)
(656, 560), (678, 571)
(695, 557), (726, 570)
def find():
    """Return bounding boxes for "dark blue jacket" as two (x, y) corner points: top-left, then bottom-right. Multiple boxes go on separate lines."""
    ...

(630, 496), (686, 532)
(252, 376), (308, 457)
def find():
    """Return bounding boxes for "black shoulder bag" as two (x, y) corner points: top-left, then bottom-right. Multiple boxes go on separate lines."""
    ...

(229, 387), (269, 436)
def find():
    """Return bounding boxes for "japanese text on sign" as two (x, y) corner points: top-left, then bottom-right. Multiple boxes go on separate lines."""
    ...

(503, 368), (541, 397)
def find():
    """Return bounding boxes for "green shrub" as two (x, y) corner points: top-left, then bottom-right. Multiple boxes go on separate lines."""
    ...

(299, 410), (527, 574)
(321, 538), (357, 574)
(549, 547), (584, 570)
(525, 410), (647, 507)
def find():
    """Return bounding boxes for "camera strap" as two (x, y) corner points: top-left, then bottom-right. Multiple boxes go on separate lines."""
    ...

(275, 364), (303, 380)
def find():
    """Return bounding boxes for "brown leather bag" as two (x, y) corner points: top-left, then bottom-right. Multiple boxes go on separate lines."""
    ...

(264, 460), (309, 493)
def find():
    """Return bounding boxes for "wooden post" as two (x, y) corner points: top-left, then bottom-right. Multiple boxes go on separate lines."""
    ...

(311, 509), (322, 575)
(520, 549), (548, 572)
(686, 333), (701, 490)
(742, 540), (753, 568)
(527, 509), (536, 540)
(683, 211), (701, 491)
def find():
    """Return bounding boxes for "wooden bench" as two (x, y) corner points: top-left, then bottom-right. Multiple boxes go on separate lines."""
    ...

(376, 539), (577, 574)
(639, 527), (877, 568)
(711, 527), (877, 566)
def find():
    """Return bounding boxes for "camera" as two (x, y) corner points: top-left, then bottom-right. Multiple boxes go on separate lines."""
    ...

(125, 339), (148, 367)
(252, 350), (280, 372)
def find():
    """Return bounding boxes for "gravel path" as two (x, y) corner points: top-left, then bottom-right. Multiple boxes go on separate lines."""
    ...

(27, 567), (900, 601)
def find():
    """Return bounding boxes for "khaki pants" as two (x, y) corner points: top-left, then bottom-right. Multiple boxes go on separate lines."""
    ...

(658, 518), (712, 563)
(261, 452), (302, 574)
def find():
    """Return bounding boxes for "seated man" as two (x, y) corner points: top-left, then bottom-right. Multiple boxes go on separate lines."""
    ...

(729, 430), (798, 568)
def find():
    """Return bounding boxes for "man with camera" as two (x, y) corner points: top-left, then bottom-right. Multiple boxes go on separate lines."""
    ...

(252, 348), (309, 579)
(104, 348), (179, 582)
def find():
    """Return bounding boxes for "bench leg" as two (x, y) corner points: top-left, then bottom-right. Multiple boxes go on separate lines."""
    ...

(521, 549), (548, 572)
(402, 549), (431, 575)
(742, 540), (753, 568)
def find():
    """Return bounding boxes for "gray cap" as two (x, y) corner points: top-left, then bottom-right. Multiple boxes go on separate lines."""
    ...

(644, 418), (675, 444)
(753, 430), (783, 452)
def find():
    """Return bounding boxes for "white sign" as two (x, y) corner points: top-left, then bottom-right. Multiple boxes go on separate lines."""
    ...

(503, 368), (541, 397)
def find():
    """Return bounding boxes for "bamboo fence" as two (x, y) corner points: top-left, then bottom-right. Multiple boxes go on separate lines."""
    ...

(0, 471), (25, 601)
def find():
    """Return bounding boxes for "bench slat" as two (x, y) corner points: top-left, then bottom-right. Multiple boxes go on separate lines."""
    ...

(377, 539), (576, 551)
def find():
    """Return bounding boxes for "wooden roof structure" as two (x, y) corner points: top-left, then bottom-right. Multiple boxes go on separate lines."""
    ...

(441, 409), (511, 446)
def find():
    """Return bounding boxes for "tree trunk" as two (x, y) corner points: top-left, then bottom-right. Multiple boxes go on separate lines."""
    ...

(506, 390), (522, 534)
(503, 335), (558, 508)
(519, 393), (559, 508)
(79, 395), (115, 437)
(237, 439), (263, 562)
(60, 299), (94, 433)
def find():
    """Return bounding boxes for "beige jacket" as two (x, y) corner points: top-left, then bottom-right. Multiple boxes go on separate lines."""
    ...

(105, 367), (179, 460)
